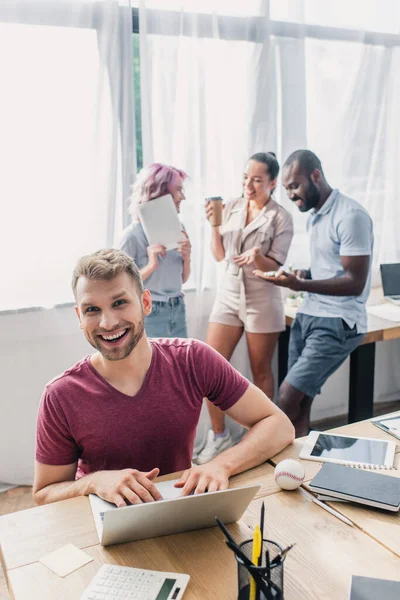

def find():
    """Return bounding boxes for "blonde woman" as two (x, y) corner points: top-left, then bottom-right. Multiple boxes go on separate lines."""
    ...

(194, 152), (294, 464)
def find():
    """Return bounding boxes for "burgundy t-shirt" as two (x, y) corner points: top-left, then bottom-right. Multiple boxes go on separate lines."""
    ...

(36, 338), (249, 477)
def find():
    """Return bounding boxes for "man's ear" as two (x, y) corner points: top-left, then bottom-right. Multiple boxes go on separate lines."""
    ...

(141, 289), (152, 317)
(74, 305), (83, 328)
(310, 168), (322, 184)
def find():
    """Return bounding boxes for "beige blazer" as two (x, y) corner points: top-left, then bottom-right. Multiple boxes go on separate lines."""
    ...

(211, 197), (294, 332)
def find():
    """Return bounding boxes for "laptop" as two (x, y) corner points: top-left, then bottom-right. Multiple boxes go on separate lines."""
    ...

(380, 263), (400, 305)
(89, 479), (260, 546)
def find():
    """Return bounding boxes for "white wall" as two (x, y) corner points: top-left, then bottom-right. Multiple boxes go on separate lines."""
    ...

(1, 294), (400, 486)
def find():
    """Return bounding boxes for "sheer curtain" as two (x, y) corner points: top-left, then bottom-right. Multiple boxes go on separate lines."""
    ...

(137, 0), (400, 288)
(0, 0), (135, 312)
(137, 0), (276, 447)
(0, 0), (135, 489)
(137, 0), (400, 446)
(137, 0), (275, 303)
(270, 0), (400, 275)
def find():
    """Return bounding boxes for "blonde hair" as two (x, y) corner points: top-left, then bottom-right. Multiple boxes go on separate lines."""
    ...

(72, 249), (143, 297)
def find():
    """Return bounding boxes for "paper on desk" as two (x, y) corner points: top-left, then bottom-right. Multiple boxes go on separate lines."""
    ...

(380, 417), (400, 432)
(367, 304), (400, 322)
(39, 543), (93, 577)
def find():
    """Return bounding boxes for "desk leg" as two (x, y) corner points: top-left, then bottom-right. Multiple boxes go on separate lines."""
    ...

(348, 342), (375, 423)
(278, 325), (291, 386)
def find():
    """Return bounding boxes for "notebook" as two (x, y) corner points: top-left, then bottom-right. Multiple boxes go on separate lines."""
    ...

(138, 194), (185, 251)
(349, 575), (400, 600)
(372, 415), (400, 441)
(309, 463), (400, 512)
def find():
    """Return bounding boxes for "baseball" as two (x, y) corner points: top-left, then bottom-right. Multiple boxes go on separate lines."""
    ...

(274, 459), (305, 490)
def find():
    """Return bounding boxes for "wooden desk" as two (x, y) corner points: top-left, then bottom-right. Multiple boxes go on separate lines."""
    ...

(244, 494), (400, 599)
(278, 290), (400, 423)
(1, 417), (400, 599)
(5, 492), (400, 600)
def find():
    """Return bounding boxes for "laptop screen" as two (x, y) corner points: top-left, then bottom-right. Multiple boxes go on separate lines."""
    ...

(380, 263), (400, 296)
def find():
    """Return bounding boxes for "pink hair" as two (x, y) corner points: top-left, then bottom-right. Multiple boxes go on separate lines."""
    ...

(129, 163), (188, 219)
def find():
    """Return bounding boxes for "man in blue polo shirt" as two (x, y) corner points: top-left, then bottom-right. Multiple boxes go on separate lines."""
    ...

(254, 149), (373, 436)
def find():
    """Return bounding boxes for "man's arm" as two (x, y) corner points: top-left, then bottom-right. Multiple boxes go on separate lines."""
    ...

(254, 255), (370, 296)
(33, 461), (162, 507)
(175, 384), (295, 495)
(297, 255), (369, 295)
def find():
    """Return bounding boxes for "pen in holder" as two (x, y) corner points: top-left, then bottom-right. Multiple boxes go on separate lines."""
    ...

(236, 539), (284, 600)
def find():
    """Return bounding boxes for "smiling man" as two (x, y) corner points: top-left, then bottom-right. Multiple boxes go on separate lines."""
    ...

(33, 249), (294, 507)
(254, 150), (374, 436)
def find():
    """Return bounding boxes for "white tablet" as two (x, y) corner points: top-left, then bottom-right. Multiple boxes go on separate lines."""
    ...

(299, 431), (396, 468)
(138, 194), (185, 251)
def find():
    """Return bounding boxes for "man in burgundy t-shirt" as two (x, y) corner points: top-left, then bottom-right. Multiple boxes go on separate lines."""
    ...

(36, 338), (249, 478)
(34, 249), (294, 507)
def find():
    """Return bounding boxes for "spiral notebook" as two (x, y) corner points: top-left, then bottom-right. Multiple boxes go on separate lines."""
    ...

(309, 463), (400, 511)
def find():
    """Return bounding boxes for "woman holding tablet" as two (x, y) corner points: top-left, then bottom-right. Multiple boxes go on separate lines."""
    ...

(194, 152), (294, 464)
(119, 163), (191, 337)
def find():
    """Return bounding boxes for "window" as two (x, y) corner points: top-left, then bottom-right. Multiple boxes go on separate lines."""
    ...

(0, 22), (114, 310)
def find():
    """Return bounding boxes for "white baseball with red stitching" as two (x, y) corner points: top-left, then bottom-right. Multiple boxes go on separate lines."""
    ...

(274, 459), (305, 490)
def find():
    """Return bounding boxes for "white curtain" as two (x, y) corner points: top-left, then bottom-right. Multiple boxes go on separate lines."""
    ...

(137, 0), (400, 288)
(137, 0), (275, 299)
(270, 0), (400, 278)
(0, 0), (135, 312)
(0, 0), (135, 489)
(137, 0), (400, 447)
(137, 0), (276, 447)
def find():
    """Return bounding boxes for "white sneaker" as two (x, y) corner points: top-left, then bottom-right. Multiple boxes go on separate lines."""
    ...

(193, 430), (235, 465)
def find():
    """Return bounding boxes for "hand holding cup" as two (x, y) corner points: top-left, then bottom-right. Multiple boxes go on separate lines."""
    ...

(205, 196), (223, 227)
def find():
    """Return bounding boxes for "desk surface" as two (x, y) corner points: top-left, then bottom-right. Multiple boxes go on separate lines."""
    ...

(1, 416), (400, 599)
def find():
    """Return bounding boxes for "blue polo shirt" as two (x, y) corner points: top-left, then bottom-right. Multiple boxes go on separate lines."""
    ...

(119, 222), (184, 302)
(298, 189), (374, 333)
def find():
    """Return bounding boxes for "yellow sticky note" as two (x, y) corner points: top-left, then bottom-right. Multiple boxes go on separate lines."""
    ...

(39, 543), (93, 577)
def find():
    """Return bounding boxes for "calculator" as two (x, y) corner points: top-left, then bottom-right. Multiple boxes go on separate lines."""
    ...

(80, 564), (190, 600)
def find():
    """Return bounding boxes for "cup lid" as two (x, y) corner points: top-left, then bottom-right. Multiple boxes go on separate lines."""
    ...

(206, 196), (223, 200)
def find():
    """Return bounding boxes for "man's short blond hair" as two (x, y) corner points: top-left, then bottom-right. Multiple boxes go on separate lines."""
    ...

(72, 249), (144, 297)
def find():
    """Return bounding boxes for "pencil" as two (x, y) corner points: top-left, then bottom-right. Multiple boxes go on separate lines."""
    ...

(258, 502), (265, 566)
(299, 487), (354, 527)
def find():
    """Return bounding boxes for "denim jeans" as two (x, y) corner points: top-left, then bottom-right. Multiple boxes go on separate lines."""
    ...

(145, 296), (188, 338)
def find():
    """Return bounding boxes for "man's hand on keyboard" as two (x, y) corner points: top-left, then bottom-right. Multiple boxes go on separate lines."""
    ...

(174, 463), (230, 496)
(89, 467), (162, 507)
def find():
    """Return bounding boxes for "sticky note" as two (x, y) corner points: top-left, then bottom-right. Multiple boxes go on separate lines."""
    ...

(39, 543), (93, 577)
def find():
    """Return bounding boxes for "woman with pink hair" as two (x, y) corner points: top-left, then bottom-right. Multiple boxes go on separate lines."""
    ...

(119, 163), (191, 337)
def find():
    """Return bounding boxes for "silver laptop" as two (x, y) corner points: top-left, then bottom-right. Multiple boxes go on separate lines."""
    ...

(380, 263), (400, 306)
(89, 479), (260, 546)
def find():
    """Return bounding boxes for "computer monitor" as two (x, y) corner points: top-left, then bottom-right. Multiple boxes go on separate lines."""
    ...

(380, 263), (400, 297)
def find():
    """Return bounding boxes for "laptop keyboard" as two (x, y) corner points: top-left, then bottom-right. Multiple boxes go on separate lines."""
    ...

(81, 564), (179, 600)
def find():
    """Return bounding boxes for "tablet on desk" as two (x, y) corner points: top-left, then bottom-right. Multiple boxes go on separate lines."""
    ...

(299, 431), (396, 468)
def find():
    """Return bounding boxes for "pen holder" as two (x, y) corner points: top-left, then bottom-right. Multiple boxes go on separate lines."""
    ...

(236, 539), (284, 600)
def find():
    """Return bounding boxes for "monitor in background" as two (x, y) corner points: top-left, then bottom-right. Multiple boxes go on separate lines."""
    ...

(380, 263), (400, 305)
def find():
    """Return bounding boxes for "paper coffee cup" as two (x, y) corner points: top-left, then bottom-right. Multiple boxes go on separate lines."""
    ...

(206, 196), (223, 227)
